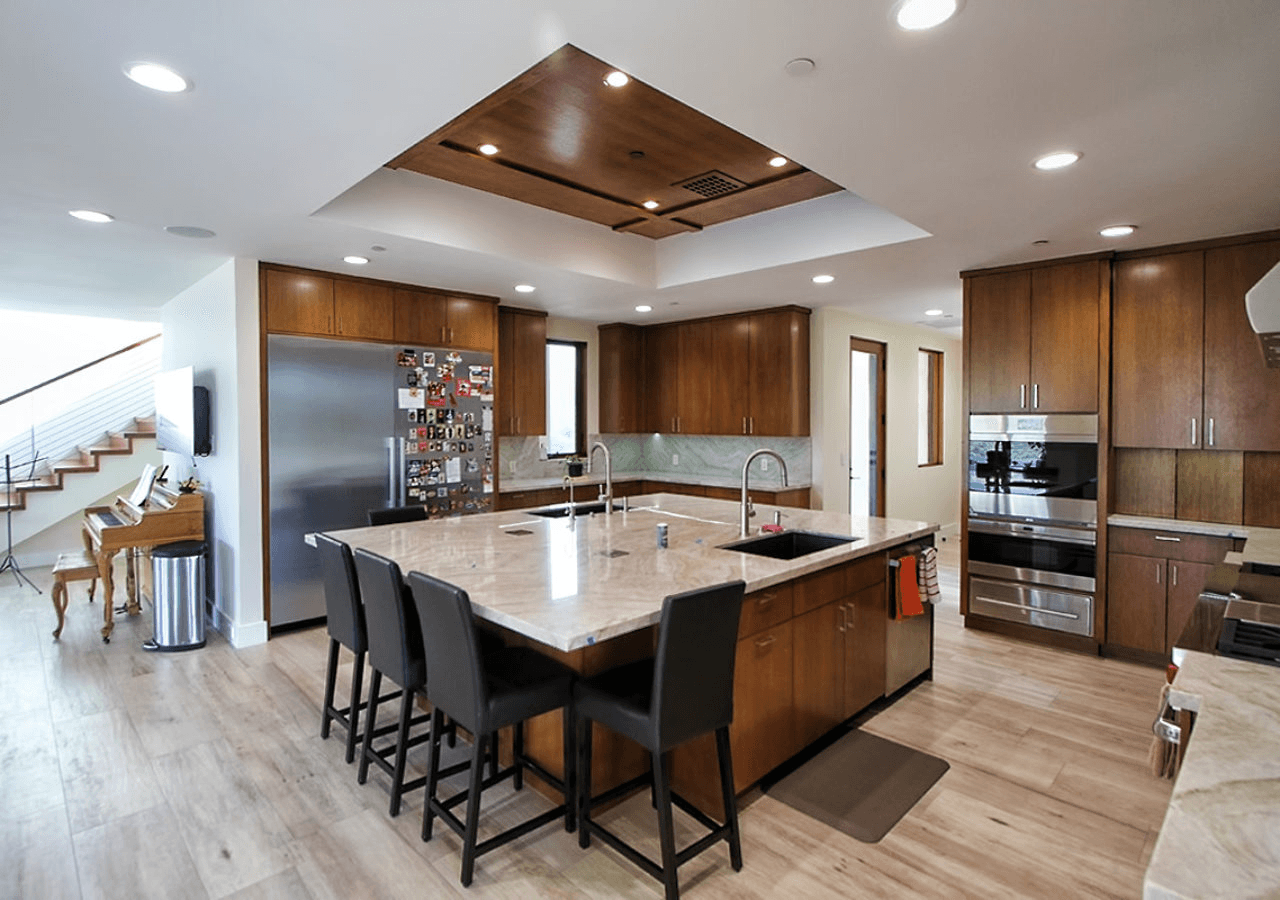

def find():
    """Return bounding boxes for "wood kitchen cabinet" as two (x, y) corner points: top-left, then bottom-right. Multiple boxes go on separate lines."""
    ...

(333, 279), (394, 340)
(643, 324), (682, 433)
(264, 268), (335, 335)
(597, 324), (644, 433)
(966, 259), (1102, 414)
(497, 307), (546, 437)
(395, 288), (497, 353)
(748, 308), (810, 435)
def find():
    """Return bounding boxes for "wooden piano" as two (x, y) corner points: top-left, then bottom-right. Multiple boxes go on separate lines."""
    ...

(83, 471), (204, 642)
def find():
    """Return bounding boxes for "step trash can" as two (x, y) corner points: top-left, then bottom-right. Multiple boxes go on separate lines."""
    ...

(144, 540), (207, 651)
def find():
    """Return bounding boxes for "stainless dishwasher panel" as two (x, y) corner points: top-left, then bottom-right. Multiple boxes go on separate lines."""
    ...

(968, 575), (1093, 637)
(885, 607), (933, 695)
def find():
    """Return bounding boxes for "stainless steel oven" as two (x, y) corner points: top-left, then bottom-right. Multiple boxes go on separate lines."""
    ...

(967, 414), (1098, 637)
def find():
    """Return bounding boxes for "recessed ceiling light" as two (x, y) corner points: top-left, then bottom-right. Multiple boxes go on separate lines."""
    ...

(1100, 224), (1136, 238)
(604, 71), (630, 88)
(812, 274), (834, 284)
(769, 156), (788, 168)
(478, 143), (499, 156)
(165, 225), (216, 239)
(69, 209), (113, 223)
(895, 0), (960, 30)
(1032, 239), (1050, 245)
(924, 309), (945, 317)
(343, 255), (369, 265)
(635, 305), (652, 313)
(1034, 151), (1081, 171)
(642, 200), (660, 210)
(784, 58), (816, 76)
(515, 284), (536, 293)
(123, 62), (190, 93)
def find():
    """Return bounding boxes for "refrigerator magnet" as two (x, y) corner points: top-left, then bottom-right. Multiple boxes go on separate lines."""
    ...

(397, 350), (417, 367)
(456, 381), (472, 398)
(398, 387), (426, 409)
(406, 372), (418, 387)
(421, 352), (435, 367)
(407, 409), (418, 423)
(469, 366), (486, 383)
(447, 351), (462, 364)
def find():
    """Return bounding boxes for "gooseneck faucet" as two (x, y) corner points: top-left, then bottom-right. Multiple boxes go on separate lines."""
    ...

(589, 440), (613, 514)
(741, 449), (789, 537)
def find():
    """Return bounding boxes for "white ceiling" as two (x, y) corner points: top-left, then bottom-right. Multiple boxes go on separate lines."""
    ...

(3, 1), (1279, 332)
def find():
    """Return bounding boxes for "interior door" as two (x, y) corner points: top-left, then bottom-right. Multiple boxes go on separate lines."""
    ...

(849, 337), (886, 516)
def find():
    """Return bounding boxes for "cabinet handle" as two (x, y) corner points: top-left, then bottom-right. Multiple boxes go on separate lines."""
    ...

(844, 602), (855, 630)
(441, 326), (447, 343)
(1155, 563), (1161, 585)
(1033, 384), (1040, 409)
(1172, 565), (1179, 587)
(755, 594), (775, 607)
(1208, 417), (1215, 447)
(754, 634), (777, 648)
(750, 417), (755, 434)
(743, 417), (748, 435)
(1190, 417), (1197, 446)
(449, 327), (454, 343)
(1020, 384), (1026, 409)
(1154, 535), (1181, 542)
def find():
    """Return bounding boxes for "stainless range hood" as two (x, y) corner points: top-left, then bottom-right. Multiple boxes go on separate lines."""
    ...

(1246, 259), (1280, 367)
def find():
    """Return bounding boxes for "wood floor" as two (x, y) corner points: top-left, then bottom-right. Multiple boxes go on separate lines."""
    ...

(1, 540), (1172, 899)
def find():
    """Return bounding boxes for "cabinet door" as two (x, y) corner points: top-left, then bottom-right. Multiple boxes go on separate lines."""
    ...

(393, 288), (449, 346)
(1106, 552), (1166, 653)
(748, 309), (809, 436)
(706, 316), (750, 435)
(1112, 252), (1205, 448)
(967, 270), (1031, 413)
(264, 269), (334, 335)
(497, 310), (517, 437)
(643, 325), (681, 433)
(446, 295), (497, 352)
(598, 325), (643, 433)
(1030, 260), (1099, 413)
(333, 280), (394, 341)
(1166, 560), (1214, 652)
(677, 320), (714, 434)
(791, 603), (845, 749)
(1203, 240), (1280, 451)
(843, 582), (888, 716)
(498, 310), (546, 436)
(729, 622), (795, 790)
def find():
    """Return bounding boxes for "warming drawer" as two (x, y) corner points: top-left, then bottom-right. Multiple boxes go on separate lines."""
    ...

(969, 575), (1094, 637)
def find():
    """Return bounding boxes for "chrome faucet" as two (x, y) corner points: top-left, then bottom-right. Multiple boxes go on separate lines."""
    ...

(741, 449), (789, 537)
(589, 440), (613, 514)
(562, 473), (575, 514)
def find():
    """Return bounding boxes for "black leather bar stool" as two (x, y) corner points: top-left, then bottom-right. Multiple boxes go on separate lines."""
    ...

(574, 580), (746, 900)
(367, 505), (428, 526)
(352, 548), (443, 816)
(315, 533), (401, 764)
(407, 571), (577, 888)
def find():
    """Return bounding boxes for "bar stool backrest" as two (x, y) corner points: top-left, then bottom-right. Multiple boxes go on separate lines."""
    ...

(368, 505), (428, 527)
(315, 533), (365, 654)
(651, 580), (746, 752)
(353, 548), (424, 688)
(405, 572), (487, 735)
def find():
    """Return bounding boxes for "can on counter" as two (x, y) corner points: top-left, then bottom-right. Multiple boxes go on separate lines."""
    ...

(656, 522), (669, 549)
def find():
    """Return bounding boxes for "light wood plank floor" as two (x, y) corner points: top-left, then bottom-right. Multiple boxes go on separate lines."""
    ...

(1, 540), (1172, 899)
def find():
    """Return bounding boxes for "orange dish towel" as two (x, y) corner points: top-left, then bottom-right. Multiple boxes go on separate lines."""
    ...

(895, 555), (925, 618)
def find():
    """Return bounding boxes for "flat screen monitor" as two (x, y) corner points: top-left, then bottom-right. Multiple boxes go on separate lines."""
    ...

(154, 367), (211, 457)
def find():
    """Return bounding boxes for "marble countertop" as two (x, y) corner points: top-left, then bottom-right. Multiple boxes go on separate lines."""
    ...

(1107, 514), (1252, 540)
(499, 472), (810, 492)
(321, 493), (935, 652)
(1144, 649), (1280, 899)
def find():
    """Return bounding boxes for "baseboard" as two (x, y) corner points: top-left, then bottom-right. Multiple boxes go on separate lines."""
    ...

(209, 602), (268, 648)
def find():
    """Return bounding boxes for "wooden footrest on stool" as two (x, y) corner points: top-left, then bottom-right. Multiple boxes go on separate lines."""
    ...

(51, 551), (100, 639)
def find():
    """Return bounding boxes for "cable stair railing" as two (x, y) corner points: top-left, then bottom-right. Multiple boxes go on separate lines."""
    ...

(0, 334), (162, 514)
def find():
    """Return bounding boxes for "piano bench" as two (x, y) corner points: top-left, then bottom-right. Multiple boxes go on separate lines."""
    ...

(52, 551), (99, 640)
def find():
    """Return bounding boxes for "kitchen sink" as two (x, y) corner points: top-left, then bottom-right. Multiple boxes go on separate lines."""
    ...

(719, 530), (857, 560)
(528, 501), (625, 518)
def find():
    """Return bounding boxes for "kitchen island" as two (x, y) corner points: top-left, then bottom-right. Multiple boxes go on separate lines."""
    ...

(322, 493), (938, 811)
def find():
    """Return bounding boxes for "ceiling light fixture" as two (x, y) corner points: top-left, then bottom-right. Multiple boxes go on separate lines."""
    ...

(1034, 151), (1081, 171)
(343, 255), (369, 265)
(812, 274), (834, 284)
(604, 71), (630, 88)
(123, 62), (190, 93)
(784, 58), (816, 76)
(642, 200), (659, 210)
(69, 209), (113, 223)
(895, 0), (960, 31)
(515, 284), (536, 293)
(925, 309), (945, 317)
(1100, 224), (1136, 238)
(165, 225), (216, 239)
(769, 156), (788, 167)
(478, 143), (499, 156)
(635, 305), (652, 313)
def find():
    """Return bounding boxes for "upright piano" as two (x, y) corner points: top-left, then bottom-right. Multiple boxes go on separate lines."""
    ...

(83, 468), (204, 642)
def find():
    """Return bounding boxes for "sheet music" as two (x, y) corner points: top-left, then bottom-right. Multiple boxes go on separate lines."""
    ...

(128, 464), (157, 508)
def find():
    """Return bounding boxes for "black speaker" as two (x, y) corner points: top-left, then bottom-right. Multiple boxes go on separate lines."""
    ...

(193, 385), (211, 456)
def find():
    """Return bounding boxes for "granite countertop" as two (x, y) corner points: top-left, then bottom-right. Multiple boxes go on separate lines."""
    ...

(320, 493), (934, 652)
(500, 472), (810, 492)
(1144, 649), (1280, 899)
(1106, 514), (1253, 540)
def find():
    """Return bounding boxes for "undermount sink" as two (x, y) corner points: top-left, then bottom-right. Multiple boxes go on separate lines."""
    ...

(528, 501), (624, 518)
(719, 530), (857, 560)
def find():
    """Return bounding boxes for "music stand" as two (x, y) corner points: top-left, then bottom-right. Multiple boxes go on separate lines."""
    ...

(1, 454), (40, 592)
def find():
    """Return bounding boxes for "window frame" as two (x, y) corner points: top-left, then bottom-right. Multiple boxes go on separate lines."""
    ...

(545, 338), (587, 459)
(918, 347), (944, 468)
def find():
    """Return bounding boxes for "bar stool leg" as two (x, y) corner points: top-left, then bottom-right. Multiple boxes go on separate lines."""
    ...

(358, 670), (383, 785)
(577, 716), (593, 849)
(651, 750), (680, 900)
(716, 726), (742, 871)
(562, 707), (576, 833)
(460, 732), (488, 887)
(389, 687), (415, 817)
(512, 720), (525, 790)
(422, 707), (445, 842)
(345, 650), (365, 764)
(321, 638), (340, 739)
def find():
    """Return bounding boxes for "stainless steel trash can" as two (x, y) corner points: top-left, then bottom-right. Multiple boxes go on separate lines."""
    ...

(144, 541), (206, 651)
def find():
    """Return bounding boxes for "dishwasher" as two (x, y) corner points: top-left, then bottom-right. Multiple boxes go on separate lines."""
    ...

(885, 539), (936, 695)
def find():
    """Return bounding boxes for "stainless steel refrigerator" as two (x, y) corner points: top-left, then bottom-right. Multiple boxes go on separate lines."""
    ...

(267, 334), (495, 628)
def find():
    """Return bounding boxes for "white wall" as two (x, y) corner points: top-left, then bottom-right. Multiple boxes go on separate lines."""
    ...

(810, 306), (962, 536)
(160, 259), (265, 647)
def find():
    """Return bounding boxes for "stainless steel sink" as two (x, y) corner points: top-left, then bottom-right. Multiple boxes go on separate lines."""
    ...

(719, 530), (857, 560)
(528, 501), (624, 518)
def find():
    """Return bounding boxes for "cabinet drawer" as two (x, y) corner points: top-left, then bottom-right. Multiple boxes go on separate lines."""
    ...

(1108, 526), (1235, 563)
(794, 565), (847, 615)
(846, 553), (886, 595)
(738, 583), (794, 639)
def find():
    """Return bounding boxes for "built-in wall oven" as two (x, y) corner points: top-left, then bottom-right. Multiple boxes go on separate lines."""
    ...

(967, 414), (1098, 637)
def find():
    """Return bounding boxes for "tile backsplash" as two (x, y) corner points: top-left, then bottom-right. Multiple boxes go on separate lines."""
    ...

(499, 433), (812, 486)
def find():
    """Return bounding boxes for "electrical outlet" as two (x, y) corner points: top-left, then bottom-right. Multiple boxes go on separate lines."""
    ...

(762, 458), (769, 472)
(537, 435), (549, 460)
(672, 453), (679, 466)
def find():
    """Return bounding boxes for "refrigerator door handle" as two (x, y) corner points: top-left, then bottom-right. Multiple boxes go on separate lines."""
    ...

(386, 436), (403, 506)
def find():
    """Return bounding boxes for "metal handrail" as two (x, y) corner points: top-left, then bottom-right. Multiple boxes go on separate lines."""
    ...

(0, 333), (161, 408)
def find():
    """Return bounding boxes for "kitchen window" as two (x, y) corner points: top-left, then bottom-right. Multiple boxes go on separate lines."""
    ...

(546, 340), (585, 458)
(918, 348), (944, 467)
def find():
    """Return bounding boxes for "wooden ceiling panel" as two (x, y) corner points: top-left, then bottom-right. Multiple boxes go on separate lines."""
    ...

(387, 44), (844, 239)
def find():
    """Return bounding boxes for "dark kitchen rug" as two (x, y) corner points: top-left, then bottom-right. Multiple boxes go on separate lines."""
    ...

(765, 730), (948, 843)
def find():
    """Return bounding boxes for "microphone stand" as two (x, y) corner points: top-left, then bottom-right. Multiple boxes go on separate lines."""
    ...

(0, 454), (40, 591)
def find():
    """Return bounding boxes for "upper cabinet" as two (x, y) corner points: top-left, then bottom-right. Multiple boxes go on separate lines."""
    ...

(748, 308), (810, 436)
(334, 280), (394, 341)
(598, 324), (644, 434)
(394, 289), (497, 353)
(966, 259), (1102, 414)
(497, 307), (547, 437)
(264, 269), (336, 336)
(1112, 240), (1280, 451)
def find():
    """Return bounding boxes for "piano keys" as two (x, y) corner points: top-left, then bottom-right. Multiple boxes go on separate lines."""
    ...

(83, 468), (204, 642)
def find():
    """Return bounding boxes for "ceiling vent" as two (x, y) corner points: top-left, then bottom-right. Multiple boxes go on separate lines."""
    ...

(676, 170), (748, 199)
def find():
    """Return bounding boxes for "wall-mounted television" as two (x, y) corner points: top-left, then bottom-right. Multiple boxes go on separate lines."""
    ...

(154, 367), (211, 457)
